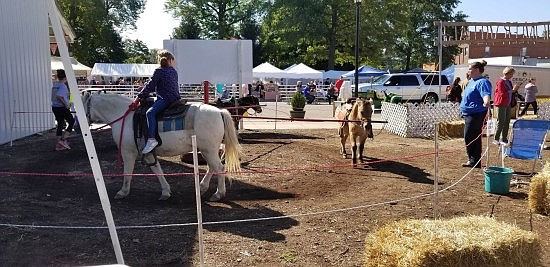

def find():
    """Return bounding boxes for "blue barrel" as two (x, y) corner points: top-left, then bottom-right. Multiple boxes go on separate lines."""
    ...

(483, 166), (513, 195)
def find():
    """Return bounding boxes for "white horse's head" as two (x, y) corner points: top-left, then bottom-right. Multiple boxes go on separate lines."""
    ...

(82, 91), (132, 124)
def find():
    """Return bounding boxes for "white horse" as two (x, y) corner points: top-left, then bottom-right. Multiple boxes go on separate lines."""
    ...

(83, 92), (241, 201)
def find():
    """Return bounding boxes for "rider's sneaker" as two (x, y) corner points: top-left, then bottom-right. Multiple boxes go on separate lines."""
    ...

(55, 142), (68, 151)
(59, 140), (71, 149)
(142, 139), (158, 154)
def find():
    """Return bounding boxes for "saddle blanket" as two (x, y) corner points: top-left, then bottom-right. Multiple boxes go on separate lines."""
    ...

(158, 117), (185, 132)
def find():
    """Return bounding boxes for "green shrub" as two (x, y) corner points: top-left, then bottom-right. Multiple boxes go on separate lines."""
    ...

(290, 91), (306, 110)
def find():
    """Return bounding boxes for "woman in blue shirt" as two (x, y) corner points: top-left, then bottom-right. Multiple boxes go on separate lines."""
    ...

(132, 50), (180, 154)
(459, 60), (492, 168)
(51, 69), (75, 151)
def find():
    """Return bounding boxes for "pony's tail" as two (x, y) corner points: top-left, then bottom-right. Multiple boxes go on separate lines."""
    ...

(221, 109), (242, 175)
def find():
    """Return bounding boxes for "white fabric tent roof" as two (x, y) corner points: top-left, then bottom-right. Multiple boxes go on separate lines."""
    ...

(284, 63), (323, 79)
(253, 62), (286, 79)
(91, 63), (158, 77)
(51, 56), (91, 77)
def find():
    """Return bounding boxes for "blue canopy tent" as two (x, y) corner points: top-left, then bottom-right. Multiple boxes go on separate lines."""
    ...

(342, 65), (388, 78)
(441, 65), (455, 83)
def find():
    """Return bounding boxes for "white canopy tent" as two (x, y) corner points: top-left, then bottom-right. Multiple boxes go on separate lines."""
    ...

(51, 56), (91, 77)
(284, 63), (323, 79)
(91, 63), (158, 77)
(253, 62), (286, 79)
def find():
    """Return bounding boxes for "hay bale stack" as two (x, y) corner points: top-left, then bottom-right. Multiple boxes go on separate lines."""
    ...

(364, 216), (541, 267)
(438, 120), (464, 138)
(529, 162), (550, 215)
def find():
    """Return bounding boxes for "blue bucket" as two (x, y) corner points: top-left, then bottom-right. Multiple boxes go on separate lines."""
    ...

(483, 166), (513, 195)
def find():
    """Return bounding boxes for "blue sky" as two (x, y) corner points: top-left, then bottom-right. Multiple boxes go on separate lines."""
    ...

(125, 0), (549, 49)
(456, 0), (548, 22)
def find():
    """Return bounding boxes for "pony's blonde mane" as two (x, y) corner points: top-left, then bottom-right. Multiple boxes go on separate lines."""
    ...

(349, 101), (362, 120)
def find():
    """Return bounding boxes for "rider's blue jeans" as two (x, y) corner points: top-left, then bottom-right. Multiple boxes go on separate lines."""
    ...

(146, 98), (170, 139)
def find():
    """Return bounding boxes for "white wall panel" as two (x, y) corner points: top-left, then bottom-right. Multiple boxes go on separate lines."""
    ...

(0, 0), (53, 144)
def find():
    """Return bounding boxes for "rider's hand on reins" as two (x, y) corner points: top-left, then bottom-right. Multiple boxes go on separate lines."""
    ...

(129, 98), (140, 111)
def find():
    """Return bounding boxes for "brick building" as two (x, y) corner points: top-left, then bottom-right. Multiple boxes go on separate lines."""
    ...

(455, 32), (550, 65)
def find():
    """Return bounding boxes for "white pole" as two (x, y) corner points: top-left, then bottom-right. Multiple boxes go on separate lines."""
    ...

(47, 0), (124, 264)
(434, 122), (440, 219)
(275, 95), (278, 130)
(9, 110), (15, 147)
(437, 21), (443, 103)
(191, 136), (205, 267)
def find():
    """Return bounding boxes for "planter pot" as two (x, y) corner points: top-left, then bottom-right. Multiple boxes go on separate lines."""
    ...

(290, 109), (306, 119)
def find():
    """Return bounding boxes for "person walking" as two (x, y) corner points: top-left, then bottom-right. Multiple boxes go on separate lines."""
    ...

(335, 76), (345, 95)
(447, 77), (462, 103)
(493, 67), (521, 145)
(130, 50), (181, 154)
(519, 77), (538, 116)
(51, 69), (75, 151)
(459, 60), (492, 168)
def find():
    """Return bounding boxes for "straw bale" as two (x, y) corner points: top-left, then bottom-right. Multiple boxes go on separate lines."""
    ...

(364, 216), (541, 267)
(520, 115), (538, 120)
(529, 162), (550, 215)
(438, 120), (464, 139)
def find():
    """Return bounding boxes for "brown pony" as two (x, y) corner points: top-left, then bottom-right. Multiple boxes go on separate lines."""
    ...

(338, 98), (374, 165)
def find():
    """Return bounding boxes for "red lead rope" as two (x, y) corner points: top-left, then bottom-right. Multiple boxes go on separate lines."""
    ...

(90, 108), (133, 174)
(116, 108), (133, 174)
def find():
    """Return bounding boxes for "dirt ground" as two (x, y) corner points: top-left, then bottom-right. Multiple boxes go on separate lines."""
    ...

(0, 127), (549, 267)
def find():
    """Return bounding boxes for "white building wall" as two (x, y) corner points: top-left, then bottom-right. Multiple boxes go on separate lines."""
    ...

(0, 0), (53, 145)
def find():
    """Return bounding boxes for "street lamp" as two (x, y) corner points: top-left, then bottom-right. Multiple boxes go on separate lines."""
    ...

(354, 0), (361, 98)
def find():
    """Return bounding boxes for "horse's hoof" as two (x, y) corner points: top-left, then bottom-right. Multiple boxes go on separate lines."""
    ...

(209, 193), (223, 202)
(114, 192), (127, 199)
(158, 194), (171, 201)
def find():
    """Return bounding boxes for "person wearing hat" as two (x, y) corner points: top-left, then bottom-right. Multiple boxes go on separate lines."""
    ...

(51, 69), (74, 150)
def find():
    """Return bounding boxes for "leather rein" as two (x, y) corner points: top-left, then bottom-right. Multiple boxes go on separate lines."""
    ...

(86, 95), (133, 173)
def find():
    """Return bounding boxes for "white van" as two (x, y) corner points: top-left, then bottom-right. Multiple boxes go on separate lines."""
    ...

(357, 72), (450, 104)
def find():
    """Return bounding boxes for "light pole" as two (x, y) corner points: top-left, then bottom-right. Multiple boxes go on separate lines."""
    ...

(354, 0), (361, 98)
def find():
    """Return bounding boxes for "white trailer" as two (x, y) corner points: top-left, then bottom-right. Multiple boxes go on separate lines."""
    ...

(163, 39), (253, 85)
(454, 64), (550, 97)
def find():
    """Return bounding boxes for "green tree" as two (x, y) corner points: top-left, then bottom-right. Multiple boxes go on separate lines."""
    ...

(123, 39), (151, 63)
(261, 0), (390, 71)
(380, 0), (464, 70)
(103, 0), (146, 30)
(172, 17), (201, 39)
(165, 0), (269, 39)
(56, 0), (145, 65)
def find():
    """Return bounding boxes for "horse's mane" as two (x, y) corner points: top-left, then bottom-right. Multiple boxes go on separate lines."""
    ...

(349, 101), (361, 120)
(97, 93), (132, 104)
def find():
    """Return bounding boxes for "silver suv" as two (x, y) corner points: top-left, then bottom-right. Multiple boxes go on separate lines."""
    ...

(357, 72), (450, 104)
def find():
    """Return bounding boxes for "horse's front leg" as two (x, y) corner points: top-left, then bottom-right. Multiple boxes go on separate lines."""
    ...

(351, 142), (358, 165)
(115, 151), (137, 199)
(148, 159), (171, 201)
(358, 142), (365, 163)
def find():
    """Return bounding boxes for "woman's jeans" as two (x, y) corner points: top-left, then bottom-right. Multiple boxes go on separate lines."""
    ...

(494, 106), (512, 142)
(463, 110), (487, 165)
(146, 98), (170, 139)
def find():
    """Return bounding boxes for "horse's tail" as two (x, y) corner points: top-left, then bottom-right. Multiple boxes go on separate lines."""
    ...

(220, 109), (242, 174)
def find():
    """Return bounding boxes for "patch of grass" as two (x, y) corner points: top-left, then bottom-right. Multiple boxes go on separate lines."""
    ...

(279, 250), (297, 263)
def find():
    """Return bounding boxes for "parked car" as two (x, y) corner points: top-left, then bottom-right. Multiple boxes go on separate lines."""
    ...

(357, 72), (450, 107)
